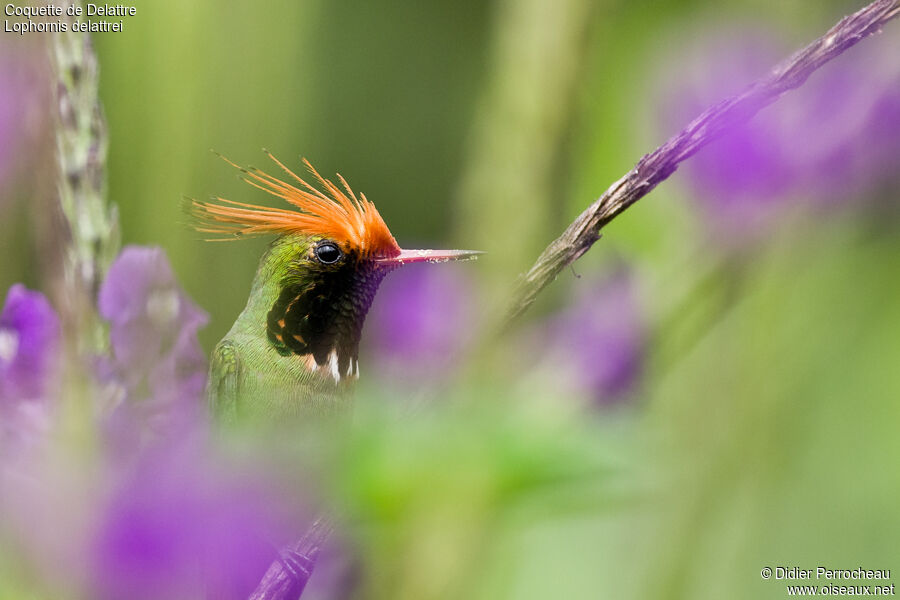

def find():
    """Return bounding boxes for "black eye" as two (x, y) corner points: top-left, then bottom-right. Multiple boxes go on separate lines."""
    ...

(314, 242), (342, 264)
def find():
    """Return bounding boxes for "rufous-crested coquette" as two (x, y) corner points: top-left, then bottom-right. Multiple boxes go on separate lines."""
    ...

(189, 153), (480, 421)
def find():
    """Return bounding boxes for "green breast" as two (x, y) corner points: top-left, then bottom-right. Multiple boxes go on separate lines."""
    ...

(219, 330), (351, 419)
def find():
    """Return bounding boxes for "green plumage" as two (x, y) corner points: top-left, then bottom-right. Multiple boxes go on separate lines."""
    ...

(197, 154), (482, 423)
(207, 234), (378, 421)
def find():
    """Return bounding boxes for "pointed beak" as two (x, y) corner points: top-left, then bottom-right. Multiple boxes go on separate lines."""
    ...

(375, 248), (483, 266)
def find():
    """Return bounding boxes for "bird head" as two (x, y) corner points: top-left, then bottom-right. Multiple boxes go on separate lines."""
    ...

(188, 152), (480, 382)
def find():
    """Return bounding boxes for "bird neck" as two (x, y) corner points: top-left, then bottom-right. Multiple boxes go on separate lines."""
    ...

(232, 236), (392, 382)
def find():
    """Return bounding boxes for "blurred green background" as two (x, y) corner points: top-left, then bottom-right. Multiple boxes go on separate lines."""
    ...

(2, 0), (899, 598)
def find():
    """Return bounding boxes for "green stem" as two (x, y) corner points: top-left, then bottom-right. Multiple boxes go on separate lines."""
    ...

(455, 0), (593, 311)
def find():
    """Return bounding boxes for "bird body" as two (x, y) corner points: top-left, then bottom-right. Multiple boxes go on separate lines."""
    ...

(192, 154), (478, 420)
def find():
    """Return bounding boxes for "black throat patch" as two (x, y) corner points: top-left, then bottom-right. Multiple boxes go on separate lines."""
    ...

(266, 257), (391, 379)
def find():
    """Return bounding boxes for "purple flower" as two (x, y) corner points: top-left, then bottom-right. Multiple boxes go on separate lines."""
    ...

(91, 438), (304, 600)
(364, 263), (476, 384)
(0, 284), (60, 404)
(98, 246), (208, 439)
(658, 30), (900, 237)
(539, 270), (645, 406)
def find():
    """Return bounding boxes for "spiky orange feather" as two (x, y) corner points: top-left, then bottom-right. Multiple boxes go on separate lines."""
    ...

(189, 152), (401, 259)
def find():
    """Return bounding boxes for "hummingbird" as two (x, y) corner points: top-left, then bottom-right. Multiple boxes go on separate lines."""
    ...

(189, 152), (480, 421)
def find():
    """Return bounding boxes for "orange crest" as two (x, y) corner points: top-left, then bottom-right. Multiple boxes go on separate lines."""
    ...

(189, 152), (401, 259)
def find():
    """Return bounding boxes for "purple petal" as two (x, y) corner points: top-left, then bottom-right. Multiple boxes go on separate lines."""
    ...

(0, 284), (60, 403)
(657, 29), (900, 237)
(97, 246), (209, 445)
(365, 263), (476, 383)
(92, 439), (302, 600)
(98, 246), (208, 401)
(541, 269), (645, 406)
